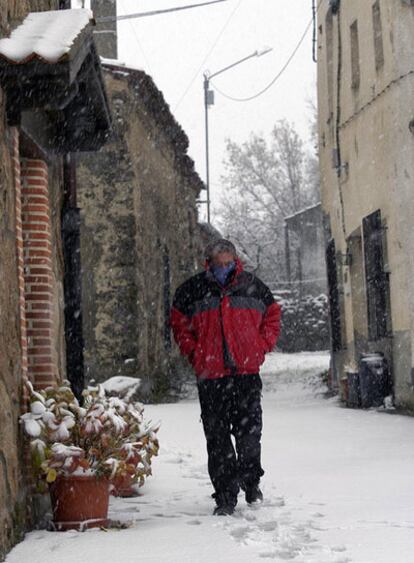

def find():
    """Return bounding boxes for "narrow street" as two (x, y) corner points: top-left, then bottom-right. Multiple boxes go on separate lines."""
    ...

(6, 353), (414, 563)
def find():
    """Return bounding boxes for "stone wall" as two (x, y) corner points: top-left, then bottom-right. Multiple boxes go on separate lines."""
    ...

(0, 104), (26, 563)
(78, 65), (203, 399)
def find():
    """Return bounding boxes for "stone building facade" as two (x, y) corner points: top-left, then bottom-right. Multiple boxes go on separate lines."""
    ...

(1, 3), (202, 556)
(317, 0), (414, 408)
(77, 62), (203, 398)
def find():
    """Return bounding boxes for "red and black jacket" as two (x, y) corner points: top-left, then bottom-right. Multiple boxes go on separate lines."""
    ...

(170, 259), (281, 380)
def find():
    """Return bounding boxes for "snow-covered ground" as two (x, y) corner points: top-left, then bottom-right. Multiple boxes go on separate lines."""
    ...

(7, 352), (414, 563)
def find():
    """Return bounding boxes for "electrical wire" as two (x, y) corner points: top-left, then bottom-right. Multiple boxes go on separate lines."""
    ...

(174, 0), (244, 111)
(210, 0), (323, 103)
(97, 0), (228, 22)
(119, 0), (154, 76)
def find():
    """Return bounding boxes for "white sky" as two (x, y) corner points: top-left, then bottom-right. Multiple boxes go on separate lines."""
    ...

(93, 1), (317, 222)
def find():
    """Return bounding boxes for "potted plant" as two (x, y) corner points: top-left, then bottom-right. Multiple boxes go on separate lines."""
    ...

(110, 438), (156, 498)
(20, 381), (159, 530)
(102, 393), (159, 498)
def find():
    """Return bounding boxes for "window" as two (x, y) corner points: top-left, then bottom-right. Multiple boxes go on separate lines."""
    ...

(372, 1), (384, 70)
(363, 210), (391, 340)
(326, 239), (342, 351)
(350, 20), (360, 90)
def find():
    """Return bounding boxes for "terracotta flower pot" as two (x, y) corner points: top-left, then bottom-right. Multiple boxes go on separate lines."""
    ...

(111, 473), (137, 497)
(49, 475), (110, 531)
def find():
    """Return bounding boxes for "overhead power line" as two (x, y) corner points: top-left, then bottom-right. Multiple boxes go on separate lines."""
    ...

(174, 0), (244, 111)
(210, 0), (323, 103)
(96, 0), (228, 23)
(119, 0), (154, 76)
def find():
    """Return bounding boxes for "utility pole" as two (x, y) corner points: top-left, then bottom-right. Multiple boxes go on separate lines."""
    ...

(203, 74), (213, 224)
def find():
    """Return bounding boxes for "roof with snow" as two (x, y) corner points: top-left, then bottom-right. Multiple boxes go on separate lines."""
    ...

(101, 59), (204, 193)
(284, 202), (322, 222)
(0, 9), (111, 152)
(0, 9), (93, 64)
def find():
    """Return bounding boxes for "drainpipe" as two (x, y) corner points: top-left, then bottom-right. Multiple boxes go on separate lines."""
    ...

(61, 154), (85, 401)
(58, 2), (86, 401)
(334, 3), (347, 239)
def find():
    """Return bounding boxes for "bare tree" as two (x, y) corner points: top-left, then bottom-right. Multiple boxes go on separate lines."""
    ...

(216, 119), (319, 283)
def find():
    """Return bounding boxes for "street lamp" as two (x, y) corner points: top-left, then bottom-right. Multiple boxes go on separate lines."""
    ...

(202, 47), (273, 223)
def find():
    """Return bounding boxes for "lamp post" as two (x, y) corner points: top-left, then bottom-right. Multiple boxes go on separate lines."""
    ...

(203, 47), (273, 223)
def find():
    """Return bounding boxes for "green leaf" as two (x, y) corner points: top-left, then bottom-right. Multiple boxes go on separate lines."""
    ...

(46, 468), (57, 483)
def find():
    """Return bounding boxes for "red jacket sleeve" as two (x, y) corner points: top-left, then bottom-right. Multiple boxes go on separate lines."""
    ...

(170, 306), (196, 359)
(260, 302), (281, 353)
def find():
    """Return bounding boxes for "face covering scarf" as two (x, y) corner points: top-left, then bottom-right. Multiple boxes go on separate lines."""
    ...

(211, 262), (236, 286)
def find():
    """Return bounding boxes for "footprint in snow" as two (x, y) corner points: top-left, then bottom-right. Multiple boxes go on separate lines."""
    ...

(258, 520), (278, 532)
(273, 548), (297, 560)
(229, 525), (254, 540)
(243, 512), (257, 522)
(262, 497), (286, 508)
(165, 457), (185, 464)
(222, 496), (348, 563)
(331, 546), (347, 553)
(152, 513), (180, 519)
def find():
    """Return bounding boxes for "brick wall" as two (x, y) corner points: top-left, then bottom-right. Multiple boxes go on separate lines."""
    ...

(21, 159), (59, 390)
(0, 124), (27, 563)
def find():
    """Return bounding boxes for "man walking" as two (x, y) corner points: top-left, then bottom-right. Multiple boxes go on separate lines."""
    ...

(170, 239), (281, 515)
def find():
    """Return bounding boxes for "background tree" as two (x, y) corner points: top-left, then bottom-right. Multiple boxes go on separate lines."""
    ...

(216, 119), (319, 283)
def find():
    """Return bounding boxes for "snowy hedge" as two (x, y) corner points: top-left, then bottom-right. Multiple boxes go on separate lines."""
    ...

(276, 294), (329, 353)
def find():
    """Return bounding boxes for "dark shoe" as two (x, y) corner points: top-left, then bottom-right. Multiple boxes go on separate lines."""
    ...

(245, 485), (263, 504)
(213, 504), (235, 516)
(213, 492), (237, 516)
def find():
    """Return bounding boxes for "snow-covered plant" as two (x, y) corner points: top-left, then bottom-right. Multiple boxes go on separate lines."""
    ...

(104, 392), (159, 487)
(277, 293), (329, 353)
(20, 380), (159, 487)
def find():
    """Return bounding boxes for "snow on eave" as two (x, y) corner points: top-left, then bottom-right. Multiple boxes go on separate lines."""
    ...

(100, 57), (145, 73)
(284, 202), (322, 222)
(0, 9), (93, 65)
(198, 221), (223, 241)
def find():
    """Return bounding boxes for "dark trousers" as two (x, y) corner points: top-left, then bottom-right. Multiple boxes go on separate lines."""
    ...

(197, 374), (264, 499)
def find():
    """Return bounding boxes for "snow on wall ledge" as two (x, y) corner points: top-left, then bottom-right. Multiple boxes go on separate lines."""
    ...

(0, 9), (93, 64)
